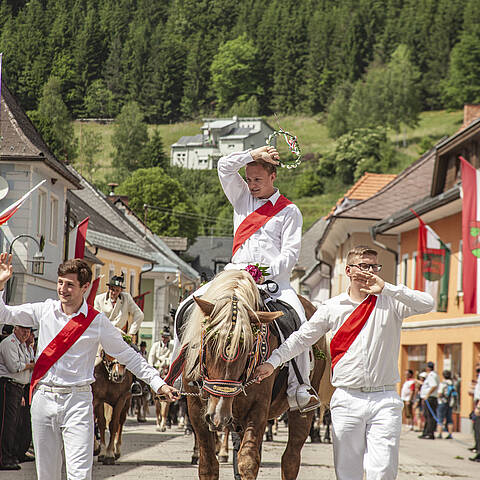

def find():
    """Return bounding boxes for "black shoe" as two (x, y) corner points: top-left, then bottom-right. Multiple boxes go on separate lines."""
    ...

(0, 463), (21, 470)
(18, 455), (35, 463)
(420, 434), (434, 439)
(468, 446), (478, 452)
(469, 454), (480, 462)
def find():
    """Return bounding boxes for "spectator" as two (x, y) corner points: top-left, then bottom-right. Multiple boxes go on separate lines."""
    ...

(149, 326), (174, 370)
(469, 365), (480, 462)
(419, 361), (439, 439)
(139, 341), (148, 360)
(414, 372), (427, 432)
(436, 370), (456, 439)
(0, 324), (35, 470)
(401, 369), (416, 430)
(0, 324), (13, 343)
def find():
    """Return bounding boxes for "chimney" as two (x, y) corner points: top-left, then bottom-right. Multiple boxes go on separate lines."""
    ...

(462, 104), (480, 129)
(107, 182), (129, 205)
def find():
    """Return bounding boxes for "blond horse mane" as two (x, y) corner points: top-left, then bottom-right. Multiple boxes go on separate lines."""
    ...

(181, 269), (261, 380)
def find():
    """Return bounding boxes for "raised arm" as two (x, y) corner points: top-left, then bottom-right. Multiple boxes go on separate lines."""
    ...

(217, 147), (279, 206)
(126, 293), (144, 335)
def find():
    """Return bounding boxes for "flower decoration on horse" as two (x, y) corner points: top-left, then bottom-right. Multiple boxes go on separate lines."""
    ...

(245, 263), (269, 284)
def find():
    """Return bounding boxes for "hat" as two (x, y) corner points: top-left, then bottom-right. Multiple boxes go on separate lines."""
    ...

(161, 326), (171, 337)
(107, 274), (125, 289)
(426, 361), (434, 369)
(419, 372), (428, 379)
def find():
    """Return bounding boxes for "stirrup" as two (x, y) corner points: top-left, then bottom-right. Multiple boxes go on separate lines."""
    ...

(296, 385), (321, 414)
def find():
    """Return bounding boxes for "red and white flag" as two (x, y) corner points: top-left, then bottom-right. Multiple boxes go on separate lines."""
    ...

(460, 156), (480, 313)
(0, 180), (47, 226)
(86, 276), (101, 306)
(68, 217), (89, 259)
(412, 209), (450, 311)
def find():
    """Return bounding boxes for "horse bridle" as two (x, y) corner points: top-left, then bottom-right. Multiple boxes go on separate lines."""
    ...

(101, 351), (124, 383)
(198, 295), (270, 398)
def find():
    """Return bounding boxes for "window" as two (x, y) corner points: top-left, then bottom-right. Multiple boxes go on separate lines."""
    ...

(37, 190), (47, 237)
(95, 265), (101, 279)
(402, 254), (408, 285)
(130, 272), (135, 296)
(49, 196), (58, 244)
(406, 344), (427, 376)
(109, 267), (115, 282)
(411, 252), (417, 289)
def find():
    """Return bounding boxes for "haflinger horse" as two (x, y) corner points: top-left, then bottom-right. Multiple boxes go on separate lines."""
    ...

(180, 269), (333, 480)
(92, 350), (133, 465)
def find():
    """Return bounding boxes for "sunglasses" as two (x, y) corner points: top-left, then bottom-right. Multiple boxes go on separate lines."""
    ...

(348, 263), (382, 272)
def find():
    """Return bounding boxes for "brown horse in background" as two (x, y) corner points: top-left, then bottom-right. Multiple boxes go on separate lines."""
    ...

(92, 351), (132, 465)
(180, 270), (333, 480)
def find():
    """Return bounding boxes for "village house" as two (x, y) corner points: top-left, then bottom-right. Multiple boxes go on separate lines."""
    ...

(170, 116), (275, 169)
(0, 81), (81, 304)
(370, 105), (480, 432)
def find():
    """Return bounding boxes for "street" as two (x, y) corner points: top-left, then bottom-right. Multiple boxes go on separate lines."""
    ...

(5, 411), (480, 479)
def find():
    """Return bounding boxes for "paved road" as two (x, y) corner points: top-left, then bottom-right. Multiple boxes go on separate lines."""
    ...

(5, 412), (480, 479)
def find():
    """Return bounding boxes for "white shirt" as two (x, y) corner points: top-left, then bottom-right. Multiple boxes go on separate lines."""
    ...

(0, 296), (164, 392)
(267, 282), (434, 388)
(218, 150), (302, 286)
(401, 379), (416, 401)
(474, 374), (480, 402)
(420, 370), (440, 399)
(0, 332), (31, 384)
(148, 339), (174, 369)
(94, 291), (144, 335)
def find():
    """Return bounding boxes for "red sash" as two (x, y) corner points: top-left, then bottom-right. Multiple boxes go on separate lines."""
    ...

(29, 305), (99, 402)
(329, 295), (377, 372)
(232, 195), (292, 256)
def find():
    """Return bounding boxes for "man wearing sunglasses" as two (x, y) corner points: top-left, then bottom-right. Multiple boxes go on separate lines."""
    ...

(256, 245), (434, 480)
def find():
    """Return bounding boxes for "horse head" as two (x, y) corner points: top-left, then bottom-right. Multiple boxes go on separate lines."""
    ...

(181, 270), (283, 432)
(101, 351), (128, 383)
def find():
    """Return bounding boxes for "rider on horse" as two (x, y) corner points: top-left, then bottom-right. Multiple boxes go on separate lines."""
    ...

(94, 273), (145, 394)
(171, 146), (320, 413)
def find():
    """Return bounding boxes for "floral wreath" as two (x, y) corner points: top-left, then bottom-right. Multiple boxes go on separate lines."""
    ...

(266, 124), (302, 170)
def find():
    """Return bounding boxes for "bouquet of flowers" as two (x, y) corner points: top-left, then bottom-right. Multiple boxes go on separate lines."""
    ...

(245, 264), (270, 284)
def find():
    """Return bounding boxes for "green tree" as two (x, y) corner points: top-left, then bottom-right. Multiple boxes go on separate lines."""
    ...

(326, 82), (354, 138)
(117, 167), (199, 243)
(29, 75), (77, 162)
(110, 101), (149, 179)
(77, 129), (102, 182)
(324, 127), (397, 185)
(83, 79), (115, 117)
(139, 128), (168, 169)
(210, 34), (260, 112)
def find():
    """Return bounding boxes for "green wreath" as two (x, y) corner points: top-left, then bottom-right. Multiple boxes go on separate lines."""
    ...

(266, 129), (302, 169)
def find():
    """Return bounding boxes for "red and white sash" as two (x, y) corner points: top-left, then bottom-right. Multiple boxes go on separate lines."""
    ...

(232, 195), (292, 256)
(329, 295), (377, 372)
(29, 305), (99, 402)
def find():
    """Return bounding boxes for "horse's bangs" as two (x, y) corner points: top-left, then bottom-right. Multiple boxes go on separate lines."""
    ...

(182, 270), (260, 379)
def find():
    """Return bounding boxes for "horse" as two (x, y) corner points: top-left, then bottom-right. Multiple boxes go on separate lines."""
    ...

(131, 379), (150, 423)
(179, 269), (333, 480)
(92, 351), (133, 465)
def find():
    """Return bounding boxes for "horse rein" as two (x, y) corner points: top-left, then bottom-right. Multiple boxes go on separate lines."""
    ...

(102, 352), (124, 383)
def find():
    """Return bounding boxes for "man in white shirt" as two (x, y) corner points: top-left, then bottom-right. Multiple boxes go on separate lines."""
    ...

(419, 361), (439, 439)
(0, 324), (35, 470)
(149, 326), (174, 370)
(401, 369), (416, 430)
(171, 146), (317, 411)
(255, 245), (434, 480)
(94, 274), (144, 341)
(0, 253), (178, 480)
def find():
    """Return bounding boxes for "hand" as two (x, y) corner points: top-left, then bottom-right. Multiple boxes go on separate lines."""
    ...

(25, 362), (35, 371)
(250, 146), (280, 165)
(157, 384), (180, 402)
(355, 271), (385, 295)
(254, 362), (274, 383)
(0, 253), (13, 290)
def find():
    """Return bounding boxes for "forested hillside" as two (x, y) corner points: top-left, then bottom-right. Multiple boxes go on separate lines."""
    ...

(1, 0), (479, 123)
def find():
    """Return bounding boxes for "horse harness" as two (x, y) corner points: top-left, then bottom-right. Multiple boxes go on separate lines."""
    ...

(101, 351), (125, 383)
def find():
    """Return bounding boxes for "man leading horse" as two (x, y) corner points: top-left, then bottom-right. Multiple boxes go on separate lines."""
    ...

(171, 145), (319, 413)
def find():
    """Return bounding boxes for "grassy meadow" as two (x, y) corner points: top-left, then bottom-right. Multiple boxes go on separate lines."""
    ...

(73, 109), (464, 230)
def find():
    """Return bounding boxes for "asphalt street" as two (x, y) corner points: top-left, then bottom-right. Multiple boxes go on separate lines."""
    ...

(5, 412), (480, 479)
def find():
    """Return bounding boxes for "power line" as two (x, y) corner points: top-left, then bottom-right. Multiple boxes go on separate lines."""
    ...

(143, 204), (232, 224)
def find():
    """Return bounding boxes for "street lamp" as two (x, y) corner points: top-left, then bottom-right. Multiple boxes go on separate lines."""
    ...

(5, 234), (47, 303)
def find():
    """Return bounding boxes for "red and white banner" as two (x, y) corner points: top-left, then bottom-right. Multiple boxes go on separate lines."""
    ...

(0, 180), (46, 226)
(460, 156), (480, 314)
(68, 217), (89, 259)
(86, 276), (101, 306)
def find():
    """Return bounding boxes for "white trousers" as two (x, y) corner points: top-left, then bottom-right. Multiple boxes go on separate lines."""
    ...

(330, 388), (403, 480)
(172, 281), (310, 396)
(31, 388), (94, 480)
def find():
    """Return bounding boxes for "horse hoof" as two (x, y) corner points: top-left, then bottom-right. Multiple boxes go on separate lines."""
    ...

(115, 453), (121, 460)
(191, 456), (198, 465)
(218, 455), (228, 463)
(265, 434), (273, 442)
(102, 456), (115, 465)
(137, 418), (147, 423)
(97, 454), (105, 461)
(94, 447), (101, 457)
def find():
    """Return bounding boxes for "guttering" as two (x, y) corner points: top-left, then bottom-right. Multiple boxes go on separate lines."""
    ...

(372, 185), (460, 236)
(138, 262), (156, 295)
(370, 226), (398, 282)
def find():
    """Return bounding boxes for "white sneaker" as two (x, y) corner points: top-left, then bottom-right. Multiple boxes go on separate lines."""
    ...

(287, 384), (321, 413)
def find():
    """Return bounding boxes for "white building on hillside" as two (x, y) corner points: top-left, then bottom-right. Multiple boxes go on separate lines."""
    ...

(171, 116), (275, 169)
